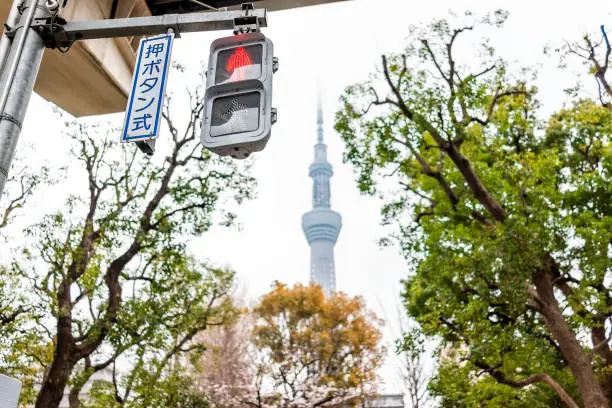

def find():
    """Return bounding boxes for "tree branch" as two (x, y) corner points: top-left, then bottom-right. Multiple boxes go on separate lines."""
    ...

(0, 305), (26, 326)
(472, 360), (579, 408)
(381, 55), (449, 149)
(421, 39), (450, 85)
(469, 89), (529, 126)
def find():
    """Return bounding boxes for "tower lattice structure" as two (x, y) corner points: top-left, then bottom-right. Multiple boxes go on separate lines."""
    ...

(301, 99), (342, 297)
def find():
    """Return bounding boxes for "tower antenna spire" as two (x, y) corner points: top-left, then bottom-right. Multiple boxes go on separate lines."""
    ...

(316, 93), (324, 143)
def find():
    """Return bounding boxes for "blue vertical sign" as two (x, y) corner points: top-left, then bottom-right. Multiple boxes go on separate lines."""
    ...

(122, 33), (174, 143)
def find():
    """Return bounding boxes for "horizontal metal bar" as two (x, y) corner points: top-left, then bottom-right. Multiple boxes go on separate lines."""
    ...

(34, 9), (267, 45)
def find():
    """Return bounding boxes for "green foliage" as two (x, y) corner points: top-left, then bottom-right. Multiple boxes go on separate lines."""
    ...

(84, 367), (211, 408)
(429, 359), (567, 408)
(96, 264), (237, 407)
(0, 83), (256, 408)
(0, 266), (50, 406)
(336, 11), (611, 408)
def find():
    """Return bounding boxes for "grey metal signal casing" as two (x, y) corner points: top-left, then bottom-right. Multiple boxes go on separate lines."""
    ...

(201, 32), (275, 159)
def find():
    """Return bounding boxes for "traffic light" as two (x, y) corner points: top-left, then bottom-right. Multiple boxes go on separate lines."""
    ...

(201, 32), (278, 159)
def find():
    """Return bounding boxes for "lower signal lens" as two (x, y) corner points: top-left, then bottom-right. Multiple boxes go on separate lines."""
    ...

(210, 92), (260, 137)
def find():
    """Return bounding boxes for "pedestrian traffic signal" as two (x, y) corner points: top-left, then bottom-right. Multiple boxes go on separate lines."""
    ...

(216, 45), (261, 84)
(201, 32), (277, 159)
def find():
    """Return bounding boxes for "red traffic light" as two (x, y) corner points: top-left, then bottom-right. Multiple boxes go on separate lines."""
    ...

(226, 47), (253, 74)
(202, 32), (276, 159)
(215, 44), (262, 84)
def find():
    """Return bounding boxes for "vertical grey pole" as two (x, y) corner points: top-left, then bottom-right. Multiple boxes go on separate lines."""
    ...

(0, 0), (48, 198)
(0, 0), (22, 74)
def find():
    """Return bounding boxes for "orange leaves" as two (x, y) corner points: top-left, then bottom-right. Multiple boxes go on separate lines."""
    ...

(252, 282), (385, 396)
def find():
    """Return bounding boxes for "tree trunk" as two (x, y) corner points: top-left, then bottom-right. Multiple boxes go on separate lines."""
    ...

(591, 322), (612, 402)
(35, 347), (76, 408)
(68, 382), (83, 408)
(533, 269), (609, 408)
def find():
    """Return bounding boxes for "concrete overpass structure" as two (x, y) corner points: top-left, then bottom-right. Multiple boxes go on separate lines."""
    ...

(0, 0), (347, 116)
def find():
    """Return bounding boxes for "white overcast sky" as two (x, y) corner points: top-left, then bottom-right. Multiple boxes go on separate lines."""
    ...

(3, 0), (611, 395)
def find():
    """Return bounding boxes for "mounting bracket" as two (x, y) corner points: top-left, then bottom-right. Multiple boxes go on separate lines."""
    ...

(233, 3), (259, 34)
(23, 6), (267, 49)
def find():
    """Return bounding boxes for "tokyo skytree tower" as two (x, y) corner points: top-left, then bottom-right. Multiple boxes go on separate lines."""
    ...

(301, 98), (342, 296)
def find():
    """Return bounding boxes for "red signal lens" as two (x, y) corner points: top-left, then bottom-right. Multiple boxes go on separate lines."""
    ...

(215, 44), (262, 85)
(226, 47), (252, 73)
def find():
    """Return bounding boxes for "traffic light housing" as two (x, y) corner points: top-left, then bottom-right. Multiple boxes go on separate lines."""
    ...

(201, 32), (277, 159)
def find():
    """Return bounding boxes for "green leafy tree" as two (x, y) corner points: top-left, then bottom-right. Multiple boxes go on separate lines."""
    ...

(336, 11), (611, 408)
(67, 261), (237, 408)
(85, 365), (212, 408)
(0, 264), (48, 405)
(0, 150), (59, 404)
(0, 78), (256, 408)
(0, 147), (52, 231)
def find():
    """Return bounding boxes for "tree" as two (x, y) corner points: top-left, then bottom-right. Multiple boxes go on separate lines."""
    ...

(0, 147), (52, 232)
(335, 11), (611, 408)
(207, 282), (385, 408)
(562, 25), (612, 110)
(252, 282), (383, 407)
(84, 362), (213, 408)
(387, 297), (431, 408)
(0, 264), (46, 405)
(0, 149), (59, 405)
(0, 76), (256, 408)
(397, 326), (430, 408)
(67, 260), (237, 408)
(195, 288), (254, 408)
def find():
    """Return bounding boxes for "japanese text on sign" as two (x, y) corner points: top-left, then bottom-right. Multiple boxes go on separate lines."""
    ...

(122, 33), (174, 143)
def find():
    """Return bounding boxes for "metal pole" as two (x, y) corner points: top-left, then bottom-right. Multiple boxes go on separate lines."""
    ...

(0, 0), (23, 75)
(0, 0), (39, 116)
(0, 0), (48, 197)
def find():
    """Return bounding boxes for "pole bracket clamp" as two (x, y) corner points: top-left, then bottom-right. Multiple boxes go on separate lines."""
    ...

(27, 17), (71, 49)
(0, 112), (22, 129)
